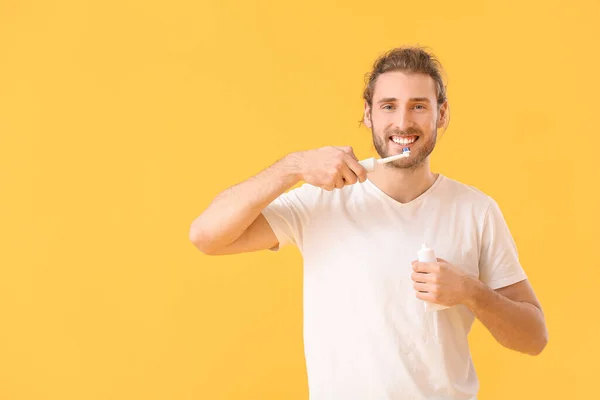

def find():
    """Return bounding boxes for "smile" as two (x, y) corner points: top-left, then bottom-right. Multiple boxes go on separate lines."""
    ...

(390, 135), (418, 145)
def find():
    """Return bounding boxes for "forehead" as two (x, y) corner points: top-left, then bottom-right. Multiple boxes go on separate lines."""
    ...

(372, 71), (437, 102)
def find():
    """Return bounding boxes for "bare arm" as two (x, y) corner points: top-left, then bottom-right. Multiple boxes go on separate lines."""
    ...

(412, 261), (548, 356)
(189, 154), (301, 255)
(189, 146), (367, 255)
(465, 278), (548, 356)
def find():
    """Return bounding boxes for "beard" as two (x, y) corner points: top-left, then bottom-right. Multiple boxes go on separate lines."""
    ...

(370, 117), (437, 170)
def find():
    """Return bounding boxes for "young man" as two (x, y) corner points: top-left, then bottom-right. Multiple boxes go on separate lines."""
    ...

(189, 46), (548, 400)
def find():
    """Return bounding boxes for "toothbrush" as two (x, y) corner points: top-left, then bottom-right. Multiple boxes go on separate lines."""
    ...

(358, 147), (411, 172)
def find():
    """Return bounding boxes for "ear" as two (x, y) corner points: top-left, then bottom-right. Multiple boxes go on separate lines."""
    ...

(437, 101), (449, 128)
(363, 102), (372, 128)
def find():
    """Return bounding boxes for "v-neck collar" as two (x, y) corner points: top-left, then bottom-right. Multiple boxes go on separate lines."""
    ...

(364, 173), (445, 208)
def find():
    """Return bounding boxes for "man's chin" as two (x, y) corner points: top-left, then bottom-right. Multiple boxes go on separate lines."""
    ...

(387, 153), (424, 169)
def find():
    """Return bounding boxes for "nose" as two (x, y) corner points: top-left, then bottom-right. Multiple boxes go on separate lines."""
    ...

(393, 108), (413, 132)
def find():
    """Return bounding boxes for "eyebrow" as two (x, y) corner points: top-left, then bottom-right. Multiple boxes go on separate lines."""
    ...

(376, 97), (431, 104)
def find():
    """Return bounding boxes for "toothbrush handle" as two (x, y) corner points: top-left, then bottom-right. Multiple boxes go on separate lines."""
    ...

(358, 157), (376, 172)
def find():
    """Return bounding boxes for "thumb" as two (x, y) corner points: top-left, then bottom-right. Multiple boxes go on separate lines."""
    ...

(337, 146), (358, 160)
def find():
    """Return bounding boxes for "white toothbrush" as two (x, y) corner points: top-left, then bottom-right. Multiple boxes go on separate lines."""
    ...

(358, 147), (411, 172)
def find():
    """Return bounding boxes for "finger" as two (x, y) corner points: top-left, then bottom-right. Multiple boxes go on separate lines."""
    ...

(416, 291), (436, 302)
(321, 178), (335, 191)
(412, 262), (436, 273)
(345, 147), (358, 160)
(334, 172), (344, 189)
(412, 282), (431, 293)
(344, 154), (368, 183)
(411, 272), (436, 283)
(339, 160), (358, 185)
(337, 146), (357, 159)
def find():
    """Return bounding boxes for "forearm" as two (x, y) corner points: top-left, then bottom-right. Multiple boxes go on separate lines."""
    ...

(464, 279), (548, 356)
(189, 153), (301, 251)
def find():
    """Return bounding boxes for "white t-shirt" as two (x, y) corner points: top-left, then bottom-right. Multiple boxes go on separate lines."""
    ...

(260, 173), (527, 400)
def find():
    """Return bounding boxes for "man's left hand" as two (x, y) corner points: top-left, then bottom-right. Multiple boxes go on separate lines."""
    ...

(410, 258), (478, 307)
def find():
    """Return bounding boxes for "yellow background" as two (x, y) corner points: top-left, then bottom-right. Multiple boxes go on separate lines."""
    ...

(1, 0), (598, 399)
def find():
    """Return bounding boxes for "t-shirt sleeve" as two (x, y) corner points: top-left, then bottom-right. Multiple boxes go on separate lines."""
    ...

(260, 183), (316, 251)
(478, 198), (528, 289)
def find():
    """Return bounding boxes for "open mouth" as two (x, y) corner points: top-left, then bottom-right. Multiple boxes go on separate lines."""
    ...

(390, 135), (418, 148)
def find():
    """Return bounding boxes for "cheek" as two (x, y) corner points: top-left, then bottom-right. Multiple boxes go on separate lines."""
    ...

(371, 114), (391, 132)
(416, 115), (437, 131)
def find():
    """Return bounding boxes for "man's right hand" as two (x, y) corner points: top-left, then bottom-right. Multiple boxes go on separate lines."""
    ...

(288, 146), (368, 191)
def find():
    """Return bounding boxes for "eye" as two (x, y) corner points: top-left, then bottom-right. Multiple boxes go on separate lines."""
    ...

(413, 104), (427, 110)
(381, 104), (395, 110)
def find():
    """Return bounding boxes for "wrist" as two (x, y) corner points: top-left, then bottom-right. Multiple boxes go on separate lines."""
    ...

(280, 152), (305, 183)
(462, 275), (486, 310)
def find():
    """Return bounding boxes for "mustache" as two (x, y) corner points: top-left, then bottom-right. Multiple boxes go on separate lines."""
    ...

(386, 127), (423, 137)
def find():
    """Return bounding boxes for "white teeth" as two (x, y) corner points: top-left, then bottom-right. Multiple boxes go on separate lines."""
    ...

(391, 136), (417, 145)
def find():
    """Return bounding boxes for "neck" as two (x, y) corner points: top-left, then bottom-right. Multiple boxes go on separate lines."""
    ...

(367, 158), (438, 204)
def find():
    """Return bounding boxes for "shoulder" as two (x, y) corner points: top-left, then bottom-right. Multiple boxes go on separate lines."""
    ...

(438, 174), (496, 207)
(436, 174), (504, 224)
(436, 175), (514, 244)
